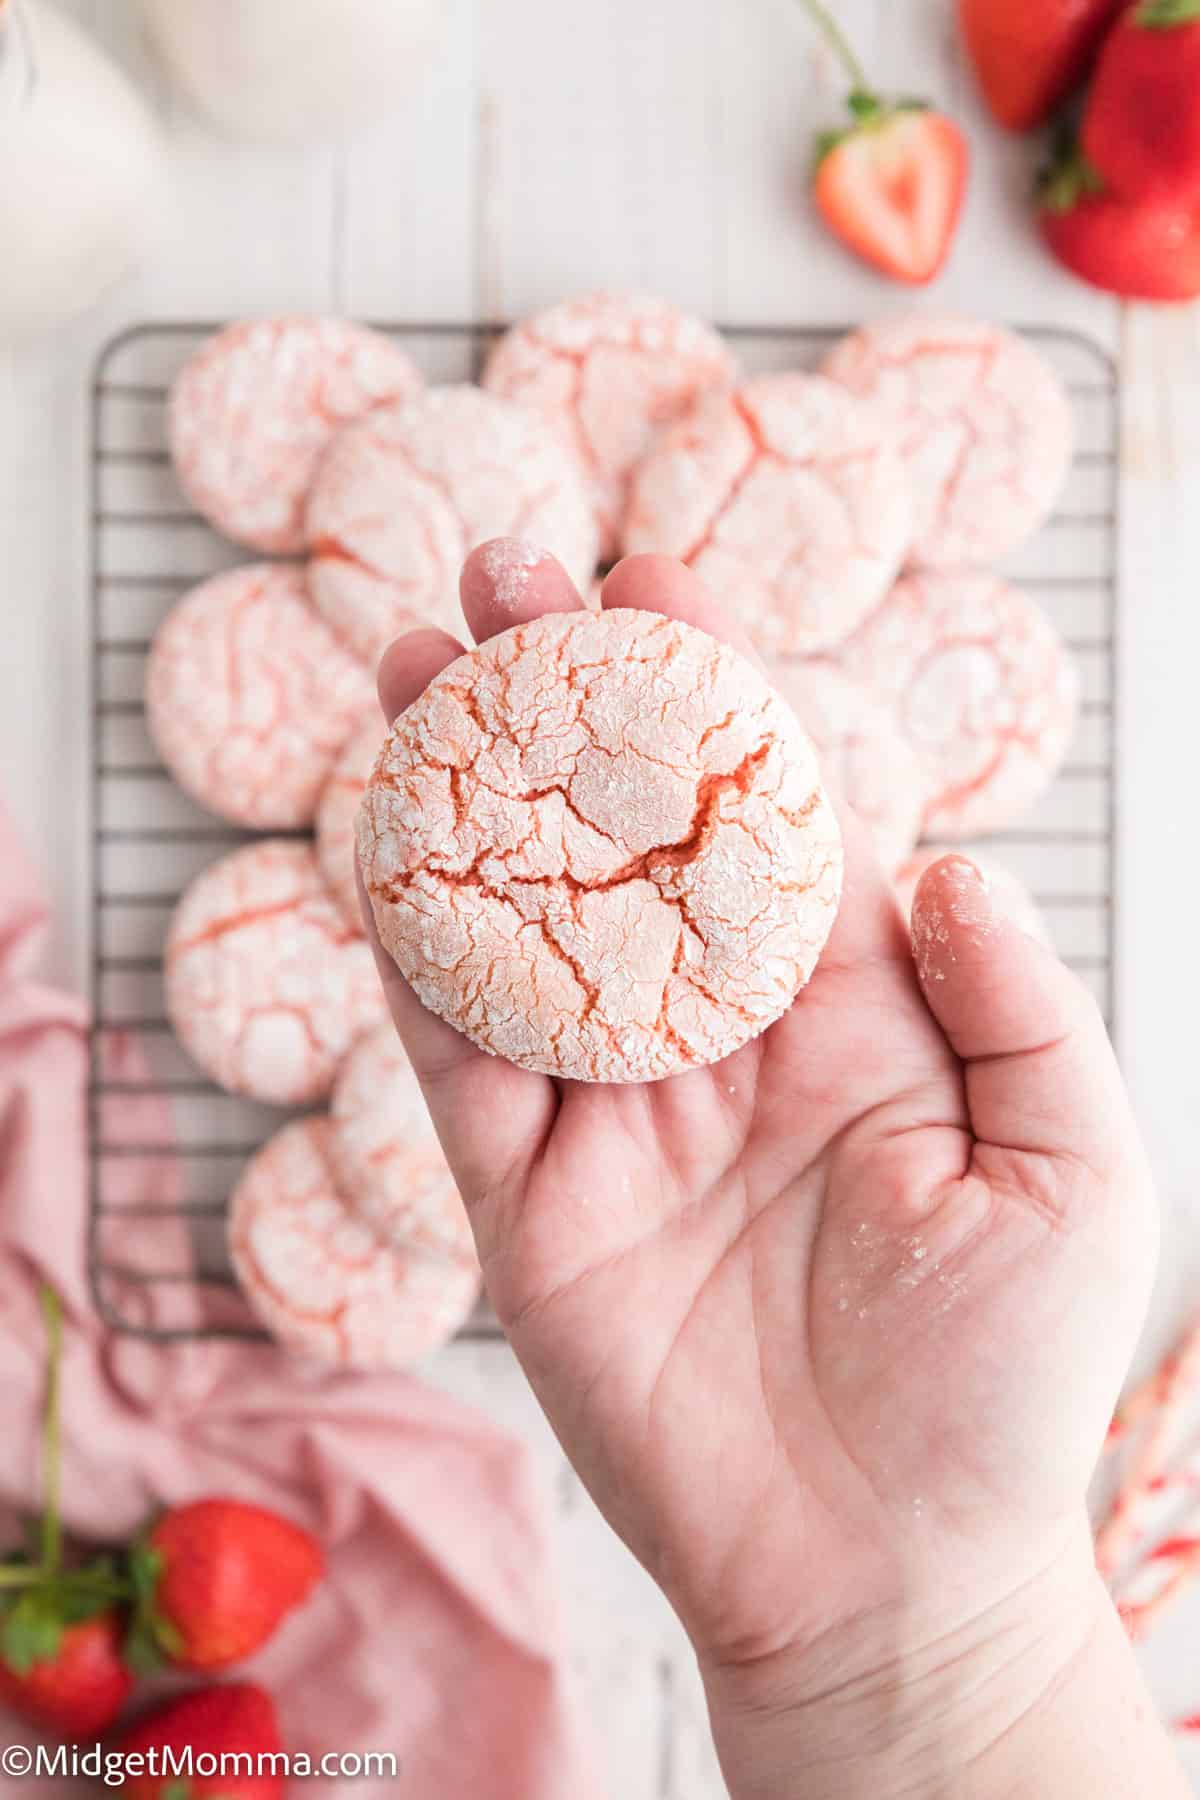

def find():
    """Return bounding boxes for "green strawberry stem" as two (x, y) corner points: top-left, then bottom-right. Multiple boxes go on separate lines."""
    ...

(1136, 0), (1200, 28)
(794, 0), (870, 94)
(39, 1286), (63, 1577)
(0, 1568), (127, 1596)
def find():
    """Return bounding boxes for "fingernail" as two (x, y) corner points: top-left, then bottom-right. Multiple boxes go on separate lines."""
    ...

(473, 537), (548, 609)
(939, 856), (995, 938)
(910, 856), (994, 984)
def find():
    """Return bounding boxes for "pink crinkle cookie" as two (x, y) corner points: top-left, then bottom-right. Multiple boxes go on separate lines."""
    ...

(315, 718), (386, 927)
(165, 840), (382, 1105)
(358, 608), (844, 1083)
(895, 848), (1053, 948)
(838, 573), (1079, 840)
(305, 385), (600, 663)
(770, 660), (928, 868)
(330, 1021), (475, 1264)
(146, 564), (376, 830)
(229, 1117), (480, 1370)
(483, 292), (737, 558)
(822, 316), (1073, 571)
(621, 373), (913, 656)
(168, 317), (423, 554)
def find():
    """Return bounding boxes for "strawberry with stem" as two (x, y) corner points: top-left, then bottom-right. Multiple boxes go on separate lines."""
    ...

(125, 1498), (325, 1673)
(796, 0), (968, 284)
(1082, 0), (1200, 208)
(1039, 144), (1200, 301)
(0, 1287), (134, 1738)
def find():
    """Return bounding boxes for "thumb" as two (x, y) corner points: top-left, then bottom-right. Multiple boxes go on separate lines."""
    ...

(910, 855), (1146, 1195)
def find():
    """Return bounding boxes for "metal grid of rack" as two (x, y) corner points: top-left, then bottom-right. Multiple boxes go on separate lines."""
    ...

(88, 321), (1119, 1340)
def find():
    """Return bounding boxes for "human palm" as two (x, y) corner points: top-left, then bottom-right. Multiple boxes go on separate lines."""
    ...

(367, 548), (1156, 1684)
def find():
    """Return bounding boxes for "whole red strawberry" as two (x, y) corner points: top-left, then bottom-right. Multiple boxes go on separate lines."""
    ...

(0, 1290), (134, 1738)
(958, 0), (1126, 131)
(128, 1500), (324, 1671)
(1040, 151), (1200, 299)
(1082, 0), (1200, 205)
(0, 1607), (133, 1738)
(117, 1683), (284, 1800)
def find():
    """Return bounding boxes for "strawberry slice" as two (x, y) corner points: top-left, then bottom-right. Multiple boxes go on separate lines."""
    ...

(794, 0), (967, 284)
(814, 100), (968, 285)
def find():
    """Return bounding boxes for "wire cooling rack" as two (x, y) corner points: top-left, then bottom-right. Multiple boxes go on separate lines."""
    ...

(88, 321), (1119, 1339)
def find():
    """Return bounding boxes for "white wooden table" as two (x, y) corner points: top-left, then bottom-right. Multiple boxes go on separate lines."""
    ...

(4, 1), (1200, 1790)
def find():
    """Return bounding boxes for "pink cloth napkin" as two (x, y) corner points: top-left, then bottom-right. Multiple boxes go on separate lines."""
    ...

(0, 804), (600, 1798)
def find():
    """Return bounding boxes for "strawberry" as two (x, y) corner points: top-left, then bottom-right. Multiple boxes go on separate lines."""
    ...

(796, 0), (967, 284)
(127, 1500), (324, 1672)
(0, 1606), (133, 1738)
(1082, 0), (1200, 206)
(957, 0), (1126, 132)
(116, 1683), (284, 1800)
(1039, 152), (1200, 300)
(814, 104), (968, 285)
(0, 1288), (133, 1738)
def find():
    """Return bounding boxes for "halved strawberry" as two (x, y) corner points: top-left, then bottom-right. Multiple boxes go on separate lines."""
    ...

(793, 0), (968, 284)
(814, 101), (968, 285)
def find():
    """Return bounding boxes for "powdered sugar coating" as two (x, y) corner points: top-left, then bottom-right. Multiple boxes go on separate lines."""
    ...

(169, 317), (423, 554)
(315, 718), (386, 927)
(306, 385), (600, 662)
(621, 373), (913, 656)
(822, 316), (1073, 571)
(770, 659), (928, 867)
(895, 847), (1053, 948)
(330, 1021), (476, 1263)
(358, 608), (844, 1083)
(838, 573), (1079, 840)
(146, 565), (376, 830)
(229, 1118), (480, 1370)
(476, 537), (549, 611)
(483, 293), (737, 557)
(165, 841), (383, 1105)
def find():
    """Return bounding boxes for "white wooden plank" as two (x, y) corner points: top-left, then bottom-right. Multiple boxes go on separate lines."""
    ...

(473, 0), (724, 316)
(1114, 304), (1200, 1355)
(0, 343), (91, 993)
(339, 0), (479, 320)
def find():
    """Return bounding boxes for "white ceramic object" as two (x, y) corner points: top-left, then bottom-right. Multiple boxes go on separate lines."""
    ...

(0, 1), (164, 340)
(138, 0), (440, 144)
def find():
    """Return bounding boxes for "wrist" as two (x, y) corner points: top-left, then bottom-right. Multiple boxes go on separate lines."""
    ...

(700, 1522), (1182, 1800)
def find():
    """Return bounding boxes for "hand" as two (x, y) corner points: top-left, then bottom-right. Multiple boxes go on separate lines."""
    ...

(363, 546), (1174, 1798)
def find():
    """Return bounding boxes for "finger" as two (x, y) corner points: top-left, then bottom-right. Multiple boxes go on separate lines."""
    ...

(911, 854), (1147, 1197)
(363, 624), (558, 1217)
(377, 626), (467, 723)
(599, 554), (766, 669)
(356, 869), (558, 1215)
(460, 538), (584, 643)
